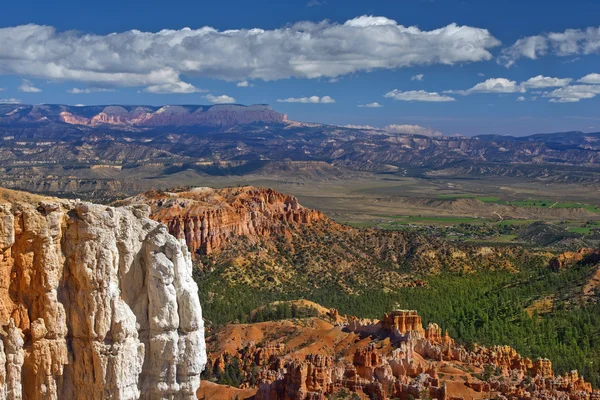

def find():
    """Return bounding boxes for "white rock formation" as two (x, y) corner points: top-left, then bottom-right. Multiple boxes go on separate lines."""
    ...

(0, 196), (206, 399)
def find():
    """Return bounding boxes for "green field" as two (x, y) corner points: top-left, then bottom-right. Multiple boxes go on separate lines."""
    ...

(568, 227), (593, 234)
(388, 215), (487, 224)
(497, 219), (535, 226)
(437, 194), (502, 203)
(437, 194), (599, 213)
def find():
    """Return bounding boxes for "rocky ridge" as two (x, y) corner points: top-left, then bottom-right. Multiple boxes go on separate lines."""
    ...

(121, 187), (525, 293)
(120, 186), (325, 255)
(0, 104), (287, 128)
(0, 188), (206, 399)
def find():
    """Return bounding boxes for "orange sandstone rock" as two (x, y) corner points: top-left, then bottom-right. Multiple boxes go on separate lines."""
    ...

(121, 186), (325, 255)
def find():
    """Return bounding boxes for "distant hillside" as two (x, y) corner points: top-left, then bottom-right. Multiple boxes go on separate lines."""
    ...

(0, 103), (287, 128)
(3, 103), (600, 199)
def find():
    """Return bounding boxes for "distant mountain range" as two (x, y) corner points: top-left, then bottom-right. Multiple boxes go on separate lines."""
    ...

(0, 103), (287, 127)
(1, 103), (600, 197)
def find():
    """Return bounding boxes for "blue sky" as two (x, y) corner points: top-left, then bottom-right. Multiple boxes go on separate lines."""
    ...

(1, 0), (600, 135)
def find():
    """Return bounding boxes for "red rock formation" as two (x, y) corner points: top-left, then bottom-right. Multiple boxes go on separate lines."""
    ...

(425, 323), (446, 345)
(548, 248), (600, 271)
(382, 310), (425, 337)
(354, 344), (384, 379)
(121, 186), (325, 255)
(531, 358), (554, 378)
(58, 104), (287, 127)
(239, 308), (600, 400)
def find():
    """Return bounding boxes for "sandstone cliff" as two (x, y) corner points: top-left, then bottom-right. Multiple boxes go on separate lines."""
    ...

(121, 186), (325, 255)
(0, 188), (206, 399)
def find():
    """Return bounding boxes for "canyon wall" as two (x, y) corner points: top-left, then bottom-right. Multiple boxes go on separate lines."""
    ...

(123, 187), (325, 255)
(0, 189), (206, 399)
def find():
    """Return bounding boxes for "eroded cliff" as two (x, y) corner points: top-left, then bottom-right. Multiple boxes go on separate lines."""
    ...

(0, 188), (206, 399)
(121, 186), (325, 255)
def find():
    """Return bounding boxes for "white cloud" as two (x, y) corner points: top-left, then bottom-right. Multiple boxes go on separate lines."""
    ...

(384, 124), (443, 137)
(500, 26), (600, 66)
(204, 94), (236, 104)
(143, 82), (204, 94)
(385, 89), (455, 102)
(342, 123), (443, 136)
(411, 74), (424, 81)
(0, 98), (20, 104)
(449, 78), (525, 94)
(237, 80), (254, 87)
(578, 73), (600, 84)
(516, 96), (526, 101)
(562, 57), (581, 64)
(277, 95), (335, 104)
(358, 102), (383, 108)
(0, 20), (500, 89)
(0, 88), (4, 91)
(68, 87), (115, 94)
(343, 124), (378, 129)
(544, 85), (600, 103)
(307, 0), (325, 6)
(18, 79), (42, 93)
(520, 75), (572, 88)
(477, 72), (485, 77)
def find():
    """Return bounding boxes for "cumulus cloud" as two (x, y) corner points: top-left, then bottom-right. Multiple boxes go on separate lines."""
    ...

(204, 94), (236, 104)
(342, 124), (378, 129)
(500, 26), (600, 66)
(385, 89), (455, 102)
(448, 78), (525, 94)
(277, 95), (335, 104)
(544, 85), (600, 103)
(384, 124), (443, 137)
(411, 74), (424, 81)
(578, 73), (600, 84)
(520, 75), (572, 88)
(18, 79), (42, 93)
(358, 102), (383, 108)
(237, 80), (254, 87)
(68, 87), (115, 94)
(143, 82), (204, 94)
(516, 96), (526, 101)
(342, 123), (443, 136)
(0, 98), (20, 104)
(0, 19), (500, 90)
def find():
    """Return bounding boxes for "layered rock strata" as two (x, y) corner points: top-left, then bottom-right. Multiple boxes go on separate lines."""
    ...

(122, 187), (325, 255)
(0, 190), (206, 399)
